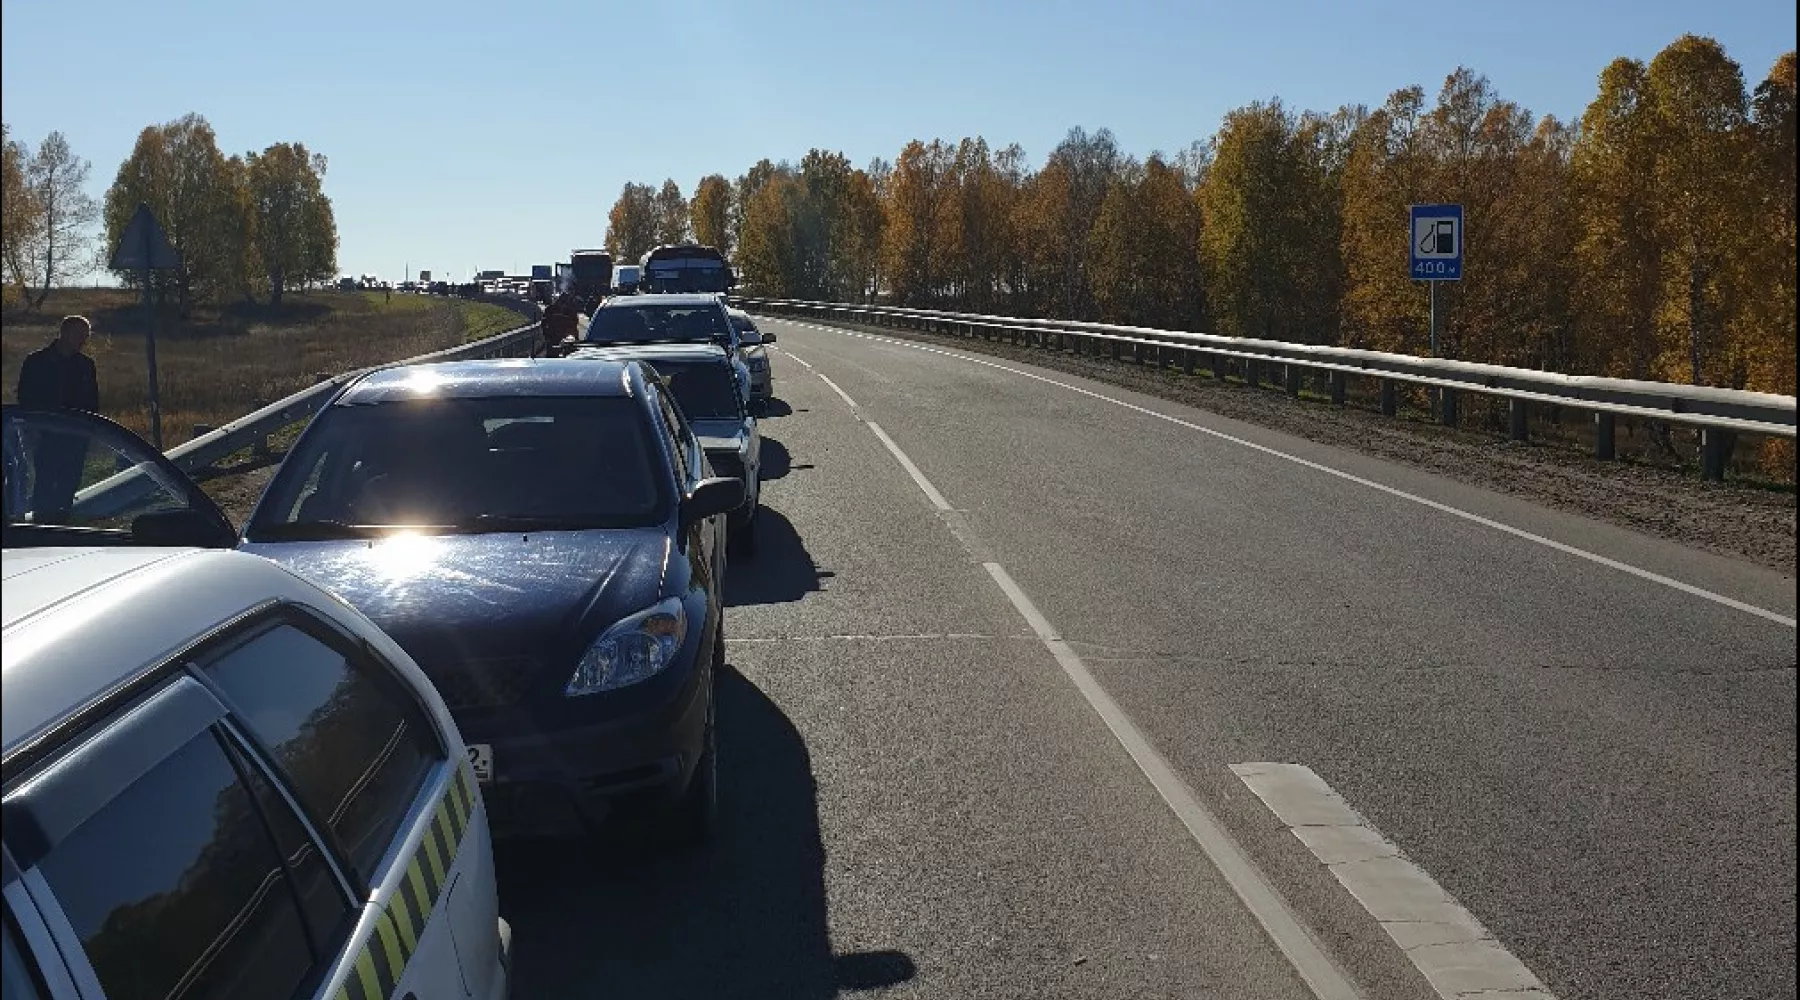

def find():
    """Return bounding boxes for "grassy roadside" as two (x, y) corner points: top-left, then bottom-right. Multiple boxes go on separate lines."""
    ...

(2, 289), (527, 449)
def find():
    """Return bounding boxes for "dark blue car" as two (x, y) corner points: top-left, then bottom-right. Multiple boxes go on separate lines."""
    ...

(239, 358), (745, 842)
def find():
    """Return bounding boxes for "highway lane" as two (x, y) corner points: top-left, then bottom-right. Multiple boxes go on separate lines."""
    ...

(494, 353), (1375, 999)
(756, 316), (1796, 1000)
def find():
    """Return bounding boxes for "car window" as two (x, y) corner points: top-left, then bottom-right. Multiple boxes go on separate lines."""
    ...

(248, 395), (670, 536)
(2, 407), (209, 535)
(584, 304), (729, 344)
(653, 385), (692, 484)
(657, 362), (744, 422)
(35, 729), (318, 1000)
(201, 622), (439, 888)
(1, 912), (48, 1000)
(224, 731), (356, 953)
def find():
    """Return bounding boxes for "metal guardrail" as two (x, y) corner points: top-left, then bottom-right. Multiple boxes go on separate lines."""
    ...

(734, 298), (1797, 479)
(74, 321), (543, 517)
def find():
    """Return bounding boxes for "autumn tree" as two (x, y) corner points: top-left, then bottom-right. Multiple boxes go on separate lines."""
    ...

(1742, 51), (1797, 396)
(654, 179), (689, 246)
(736, 168), (799, 295)
(604, 182), (658, 261)
(732, 160), (778, 252)
(102, 114), (242, 314)
(690, 174), (733, 254)
(1, 124), (38, 304)
(880, 139), (955, 305)
(19, 132), (98, 309)
(246, 142), (335, 305)
(1091, 155), (1203, 329)
(1571, 58), (1663, 378)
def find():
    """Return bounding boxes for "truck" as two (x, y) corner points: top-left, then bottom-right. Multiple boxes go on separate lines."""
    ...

(640, 244), (735, 294)
(568, 249), (614, 311)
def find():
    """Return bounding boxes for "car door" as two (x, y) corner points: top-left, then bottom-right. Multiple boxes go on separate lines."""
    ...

(2, 405), (236, 550)
(653, 382), (725, 589)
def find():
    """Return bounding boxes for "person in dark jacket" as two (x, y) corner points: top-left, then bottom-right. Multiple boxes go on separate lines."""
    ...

(14, 315), (100, 521)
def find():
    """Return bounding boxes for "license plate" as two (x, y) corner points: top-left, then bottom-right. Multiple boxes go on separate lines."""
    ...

(466, 744), (493, 783)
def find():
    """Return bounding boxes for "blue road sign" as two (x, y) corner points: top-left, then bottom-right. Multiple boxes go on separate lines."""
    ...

(1410, 204), (1463, 281)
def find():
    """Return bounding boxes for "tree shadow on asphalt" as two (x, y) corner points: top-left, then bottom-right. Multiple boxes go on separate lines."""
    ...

(493, 667), (914, 999)
(725, 506), (832, 606)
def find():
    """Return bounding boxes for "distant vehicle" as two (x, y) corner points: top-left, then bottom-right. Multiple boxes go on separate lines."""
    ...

(1, 406), (512, 1000)
(239, 359), (743, 842)
(581, 294), (749, 405)
(571, 342), (763, 555)
(569, 249), (614, 309)
(727, 308), (776, 408)
(614, 264), (642, 295)
(640, 244), (735, 294)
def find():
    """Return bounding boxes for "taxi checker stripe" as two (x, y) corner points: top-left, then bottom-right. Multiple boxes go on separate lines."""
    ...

(333, 763), (479, 1000)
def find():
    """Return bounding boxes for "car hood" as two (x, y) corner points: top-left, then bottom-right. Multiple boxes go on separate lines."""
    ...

(241, 529), (670, 663)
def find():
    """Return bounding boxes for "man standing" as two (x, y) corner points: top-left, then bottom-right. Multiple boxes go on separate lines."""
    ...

(14, 315), (101, 521)
(17, 315), (100, 412)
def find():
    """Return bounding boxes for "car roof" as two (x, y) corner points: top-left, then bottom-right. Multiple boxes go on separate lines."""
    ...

(593, 293), (724, 309)
(2, 548), (338, 760)
(337, 358), (640, 404)
(568, 342), (735, 366)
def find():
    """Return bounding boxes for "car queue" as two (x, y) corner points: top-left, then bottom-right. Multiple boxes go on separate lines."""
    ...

(1, 282), (780, 998)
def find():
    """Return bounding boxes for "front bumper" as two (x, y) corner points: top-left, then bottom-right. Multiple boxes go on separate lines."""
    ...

(465, 651), (712, 837)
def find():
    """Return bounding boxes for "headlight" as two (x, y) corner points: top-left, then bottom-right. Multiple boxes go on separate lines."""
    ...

(564, 597), (688, 696)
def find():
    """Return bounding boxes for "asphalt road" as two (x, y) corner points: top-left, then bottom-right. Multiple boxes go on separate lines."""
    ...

(497, 316), (1796, 1000)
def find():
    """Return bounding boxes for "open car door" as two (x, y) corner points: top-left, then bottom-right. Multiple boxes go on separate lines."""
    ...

(2, 404), (237, 549)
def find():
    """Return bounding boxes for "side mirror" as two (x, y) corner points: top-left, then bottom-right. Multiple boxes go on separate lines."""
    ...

(680, 476), (745, 531)
(761, 330), (776, 344)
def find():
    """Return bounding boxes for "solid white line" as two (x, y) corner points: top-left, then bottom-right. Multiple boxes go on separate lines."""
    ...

(1232, 763), (1556, 999)
(867, 422), (953, 510)
(985, 564), (1365, 1000)
(781, 323), (1795, 630)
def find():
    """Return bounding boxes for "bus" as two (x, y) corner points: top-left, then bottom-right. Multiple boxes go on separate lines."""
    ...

(640, 244), (735, 294)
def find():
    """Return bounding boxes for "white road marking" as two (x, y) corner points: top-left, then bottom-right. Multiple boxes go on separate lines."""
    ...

(984, 564), (1365, 1000)
(1233, 763), (1556, 999)
(816, 372), (860, 410)
(867, 422), (953, 511)
(800, 344), (1367, 997)
(766, 320), (1795, 630)
(782, 349), (816, 370)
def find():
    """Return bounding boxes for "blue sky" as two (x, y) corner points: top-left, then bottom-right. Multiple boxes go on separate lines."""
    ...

(3, 0), (1793, 286)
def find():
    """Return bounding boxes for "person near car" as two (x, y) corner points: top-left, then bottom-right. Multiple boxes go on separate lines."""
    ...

(541, 292), (582, 356)
(15, 315), (100, 522)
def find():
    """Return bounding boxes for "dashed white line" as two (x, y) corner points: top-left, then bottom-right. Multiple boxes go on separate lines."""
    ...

(768, 320), (1795, 630)
(1233, 763), (1556, 999)
(866, 422), (953, 511)
(799, 347), (1366, 999)
(815, 372), (860, 411)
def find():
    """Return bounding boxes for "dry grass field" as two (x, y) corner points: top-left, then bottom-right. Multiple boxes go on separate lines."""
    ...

(3, 288), (527, 448)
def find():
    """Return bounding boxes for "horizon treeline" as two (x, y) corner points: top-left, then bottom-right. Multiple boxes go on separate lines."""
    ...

(3, 113), (338, 313)
(605, 34), (1795, 396)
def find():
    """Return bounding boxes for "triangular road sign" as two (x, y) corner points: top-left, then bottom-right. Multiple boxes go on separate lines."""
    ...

(110, 203), (181, 271)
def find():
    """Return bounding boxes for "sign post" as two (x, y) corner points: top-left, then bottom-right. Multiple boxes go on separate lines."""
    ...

(1409, 204), (1463, 357)
(108, 203), (181, 449)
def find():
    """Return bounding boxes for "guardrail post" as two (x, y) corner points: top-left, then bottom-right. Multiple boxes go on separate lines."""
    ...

(1700, 428), (1730, 482)
(1439, 388), (1458, 426)
(1379, 379), (1397, 416)
(1285, 364), (1303, 397)
(1183, 350), (1196, 376)
(1329, 372), (1346, 405)
(1509, 399), (1529, 442)
(1245, 361), (1261, 388)
(192, 423), (214, 438)
(1110, 340), (1122, 361)
(1594, 412), (1616, 460)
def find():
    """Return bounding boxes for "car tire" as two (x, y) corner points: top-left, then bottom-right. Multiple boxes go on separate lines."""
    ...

(734, 509), (758, 559)
(653, 628), (721, 846)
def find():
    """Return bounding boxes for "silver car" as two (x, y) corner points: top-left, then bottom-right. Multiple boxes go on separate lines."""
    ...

(727, 308), (776, 409)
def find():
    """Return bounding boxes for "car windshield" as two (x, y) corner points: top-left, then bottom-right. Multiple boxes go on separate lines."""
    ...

(584, 304), (729, 344)
(247, 396), (668, 537)
(650, 362), (742, 422)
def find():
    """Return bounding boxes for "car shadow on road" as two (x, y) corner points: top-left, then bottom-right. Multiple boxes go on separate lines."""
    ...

(494, 667), (914, 999)
(759, 437), (797, 480)
(758, 398), (796, 418)
(726, 506), (832, 606)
